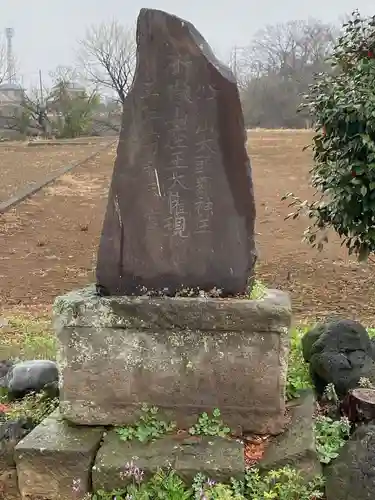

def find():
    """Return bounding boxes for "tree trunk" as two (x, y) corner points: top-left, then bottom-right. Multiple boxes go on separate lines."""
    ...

(341, 388), (375, 423)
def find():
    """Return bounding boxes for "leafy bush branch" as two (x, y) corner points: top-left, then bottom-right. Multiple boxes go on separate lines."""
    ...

(283, 11), (375, 261)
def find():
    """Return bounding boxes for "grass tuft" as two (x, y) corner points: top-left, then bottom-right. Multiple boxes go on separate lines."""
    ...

(286, 326), (312, 400)
(248, 279), (268, 300)
(0, 314), (56, 360)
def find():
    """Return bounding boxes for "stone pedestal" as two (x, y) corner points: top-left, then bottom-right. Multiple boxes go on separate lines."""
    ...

(53, 286), (291, 435)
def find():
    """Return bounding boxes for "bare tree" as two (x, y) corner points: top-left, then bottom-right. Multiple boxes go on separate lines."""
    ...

(3, 87), (52, 137)
(49, 65), (83, 86)
(240, 18), (338, 128)
(4, 71), (101, 139)
(0, 36), (10, 84)
(78, 21), (136, 104)
(242, 18), (337, 79)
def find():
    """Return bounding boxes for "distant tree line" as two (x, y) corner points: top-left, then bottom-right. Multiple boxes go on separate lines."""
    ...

(235, 18), (339, 128)
(0, 16), (345, 136)
(74, 17), (340, 130)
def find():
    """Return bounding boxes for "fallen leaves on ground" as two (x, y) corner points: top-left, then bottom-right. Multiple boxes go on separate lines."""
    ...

(243, 434), (270, 466)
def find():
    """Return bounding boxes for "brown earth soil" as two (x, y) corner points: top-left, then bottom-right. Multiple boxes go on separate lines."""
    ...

(0, 138), (111, 202)
(0, 130), (374, 324)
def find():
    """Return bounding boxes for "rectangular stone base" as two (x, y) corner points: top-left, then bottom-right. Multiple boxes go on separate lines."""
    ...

(53, 286), (292, 434)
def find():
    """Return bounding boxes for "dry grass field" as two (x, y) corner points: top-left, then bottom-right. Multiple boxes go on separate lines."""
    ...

(0, 129), (374, 324)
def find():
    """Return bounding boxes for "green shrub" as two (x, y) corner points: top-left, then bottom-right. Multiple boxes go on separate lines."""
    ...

(286, 327), (312, 400)
(116, 404), (176, 443)
(189, 408), (231, 437)
(284, 11), (375, 260)
(240, 467), (324, 499)
(5, 391), (58, 425)
(91, 466), (324, 500)
(315, 415), (351, 464)
(248, 280), (267, 300)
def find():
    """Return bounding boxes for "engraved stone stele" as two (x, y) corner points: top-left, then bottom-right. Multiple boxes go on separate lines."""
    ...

(96, 8), (257, 296)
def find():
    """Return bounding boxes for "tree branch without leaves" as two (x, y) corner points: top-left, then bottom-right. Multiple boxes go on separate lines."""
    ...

(242, 19), (337, 79)
(78, 21), (136, 104)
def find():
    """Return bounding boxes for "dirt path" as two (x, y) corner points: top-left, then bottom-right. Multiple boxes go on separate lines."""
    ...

(0, 145), (115, 312)
(0, 130), (374, 324)
(0, 139), (111, 202)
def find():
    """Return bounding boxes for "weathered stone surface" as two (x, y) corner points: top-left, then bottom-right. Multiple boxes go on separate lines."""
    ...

(54, 285), (291, 332)
(54, 287), (291, 434)
(325, 423), (375, 500)
(307, 319), (374, 397)
(96, 8), (257, 297)
(14, 409), (103, 500)
(259, 390), (321, 481)
(0, 468), (21, 500)
(93, 431), (244, 491)
(301, 323), (325, 362)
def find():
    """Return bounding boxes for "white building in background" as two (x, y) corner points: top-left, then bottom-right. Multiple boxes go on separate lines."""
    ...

(0, 82), (24, 103)
(0, 82), (25, 121)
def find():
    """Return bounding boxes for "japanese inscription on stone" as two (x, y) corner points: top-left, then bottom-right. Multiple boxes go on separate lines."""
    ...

(96, 8), (257, 296)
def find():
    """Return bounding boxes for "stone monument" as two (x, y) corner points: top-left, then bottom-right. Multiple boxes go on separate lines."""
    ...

(53, 8), (291, 437)
(9, 10), (293, 498)
(96, 8), (257, 297)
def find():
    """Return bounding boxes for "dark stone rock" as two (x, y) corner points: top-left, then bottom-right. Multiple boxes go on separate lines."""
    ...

(302, 316), (361, 363)
(4, 360), (58, 399)
(96, 8), (257, 297)
(308, 319), (373, 397)
(325, 423), (375, 500)
(0, 417), (34, 469)
(259, 390), (321, 481)
(93, 431), (244, 491)
(301, 324), (326, 362)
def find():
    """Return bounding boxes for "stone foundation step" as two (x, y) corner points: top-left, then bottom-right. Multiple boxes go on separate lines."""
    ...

(10, 391), (320, 499)
(261, 390), (321, 481)
(92, 432), (244, 491)
(14, 410), (103, 500)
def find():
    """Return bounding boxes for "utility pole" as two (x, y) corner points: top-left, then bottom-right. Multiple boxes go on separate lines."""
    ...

(5, 28), (14, 84)
(39, 69), (44, 105)
(233, 45), (238, 79)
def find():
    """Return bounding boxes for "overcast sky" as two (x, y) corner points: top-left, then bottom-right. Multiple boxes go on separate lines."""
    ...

(1, 0), (374, 87)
